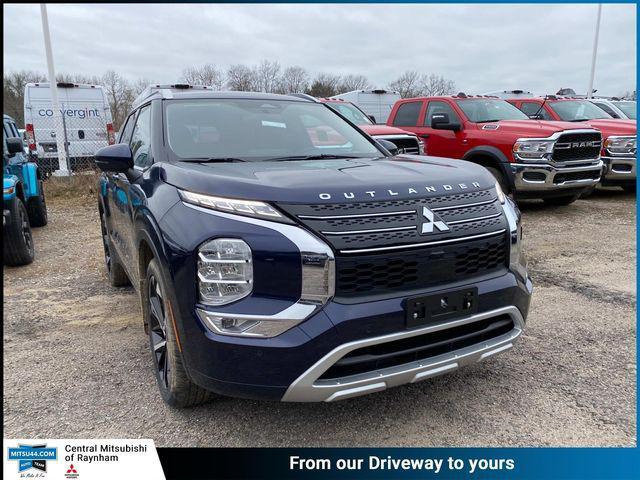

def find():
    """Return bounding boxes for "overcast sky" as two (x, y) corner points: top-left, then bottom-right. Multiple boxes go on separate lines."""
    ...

(3, 3), (636, 97)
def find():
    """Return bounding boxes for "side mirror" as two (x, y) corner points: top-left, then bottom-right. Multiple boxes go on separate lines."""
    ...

(431, 113), (461, 131)
(377, 139), (399, 155)
(6, 137), (23, 155)
(95, 143), (133, 173)
(368, 114), (377, 124)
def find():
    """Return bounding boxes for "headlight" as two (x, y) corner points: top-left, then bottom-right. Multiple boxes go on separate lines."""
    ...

(3, 186), (15, 195)
(179, 190), (290, 222)
(512, 139), (555, 161)
(502, 198), (527, 280)
(604, 136), (636, 155)
(198, 238), (253, 306)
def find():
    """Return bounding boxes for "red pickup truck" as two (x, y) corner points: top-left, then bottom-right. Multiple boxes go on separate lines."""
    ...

(317, 97), (424, 155)
(507, 97), (637, 192)
(386, 94), (604, 205)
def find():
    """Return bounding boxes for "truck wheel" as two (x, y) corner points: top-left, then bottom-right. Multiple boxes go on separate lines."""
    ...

(27, 181), (48, 227)
(100, 211), (130, 287)
(622, 184), (636, 194)
(3, 197), (35, 266)
(543, 194), (580, 206)
(485, 166), (510, 194)
(144, 259), (212, 407)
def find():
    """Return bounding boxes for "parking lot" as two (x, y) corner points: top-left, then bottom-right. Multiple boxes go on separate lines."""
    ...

(3, 187), (636, 447)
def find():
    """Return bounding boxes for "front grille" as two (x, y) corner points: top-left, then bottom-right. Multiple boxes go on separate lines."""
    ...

(278, 188), (509, 298)
(318, 315), (514, 380)
(552, 132), (602, 162)
(554, 169), (600, 184)
(335, 234), (507, 297)
(375, 135), (420, 154)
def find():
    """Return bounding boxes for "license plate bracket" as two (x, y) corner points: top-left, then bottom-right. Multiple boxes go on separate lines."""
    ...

(405, 287), (478, 328)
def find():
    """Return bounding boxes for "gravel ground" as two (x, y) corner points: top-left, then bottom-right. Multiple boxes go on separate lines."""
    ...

(3, 188), (636, 447)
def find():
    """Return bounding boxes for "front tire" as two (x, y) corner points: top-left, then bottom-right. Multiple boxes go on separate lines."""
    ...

(543, 194), (580, 206)
(27, 180), (48, 227)
(3, 197), (35, 266)
(485, 166), (510, 194)
(144, 259), (212, 407)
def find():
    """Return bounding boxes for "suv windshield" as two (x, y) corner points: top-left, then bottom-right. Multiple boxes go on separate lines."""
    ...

(325, 102), (373, 125)
(164, 99), (381, 161)
(548, 100), (612, 121)
(613, 101), (637, 119)
(455, 99), (529, 122)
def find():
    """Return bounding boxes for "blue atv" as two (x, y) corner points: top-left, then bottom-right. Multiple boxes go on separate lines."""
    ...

(3, 114), (47, 266)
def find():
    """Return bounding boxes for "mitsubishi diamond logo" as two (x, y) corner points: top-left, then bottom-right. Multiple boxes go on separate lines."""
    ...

(420, 206), (449, 234)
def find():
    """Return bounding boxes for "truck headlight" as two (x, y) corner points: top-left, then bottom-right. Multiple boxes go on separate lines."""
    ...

(179, 190), (291, 223)
(198, 238), (253, 306)
(604, 136), (636, 155)
(512, 139), (555, 161)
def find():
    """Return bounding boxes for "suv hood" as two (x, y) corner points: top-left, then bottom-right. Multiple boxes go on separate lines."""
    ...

(161, 156), (496, 204)
(360, 124), (417, 137)
(474, 120), (599, 138)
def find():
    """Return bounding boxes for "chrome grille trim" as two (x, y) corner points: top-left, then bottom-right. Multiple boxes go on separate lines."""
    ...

(321, 225), (416, 236)
(298, 210), (416, 220)
(431, 199), (496, 211)
(446, 212), (502, 225)
(339, 229), (506, 254)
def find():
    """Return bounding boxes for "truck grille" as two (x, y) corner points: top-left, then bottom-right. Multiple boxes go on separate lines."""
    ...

(373, 135), (420, 154)
(278, 188), (509, 298)
(552, 132), (602, 162)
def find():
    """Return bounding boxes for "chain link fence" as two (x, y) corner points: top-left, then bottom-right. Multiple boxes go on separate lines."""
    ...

(32, 105), (113, 176)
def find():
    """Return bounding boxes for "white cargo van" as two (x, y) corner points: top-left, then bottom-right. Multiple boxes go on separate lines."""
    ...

(24, 82), (115, 173)
(331, 89), (401, 124)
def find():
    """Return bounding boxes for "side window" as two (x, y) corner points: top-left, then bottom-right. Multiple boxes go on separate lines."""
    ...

(392, 102), (422, 126)
(520, 102), (551, 120)
(425, 101), (460, 126)
(119, 112), (137, 144)
(594, 103), (619, 118)
(129, 105), (152, 169)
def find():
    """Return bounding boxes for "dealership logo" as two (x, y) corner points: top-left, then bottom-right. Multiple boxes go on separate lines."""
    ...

(65, 464), (79, 479)
(7, 444), (58, 473)
(420, 206), (449, 234)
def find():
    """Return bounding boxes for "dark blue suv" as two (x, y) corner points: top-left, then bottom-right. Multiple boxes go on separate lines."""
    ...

(95, 85), (532, 407)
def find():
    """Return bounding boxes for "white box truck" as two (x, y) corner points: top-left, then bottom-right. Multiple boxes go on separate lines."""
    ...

(23, 82), (115, 174)
(331, 89), (401, 124)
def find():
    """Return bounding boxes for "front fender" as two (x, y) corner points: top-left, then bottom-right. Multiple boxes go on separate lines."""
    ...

(463, 146), (516, 190)
(21, 163), (39, 199)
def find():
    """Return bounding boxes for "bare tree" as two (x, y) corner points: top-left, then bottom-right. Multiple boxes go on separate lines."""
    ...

(226, 64), (257, 91)
(253, 60), (281, 93)
(182, 64), (225, 90)
(278, 66), (309, 94)
(102, 70), (136, 130)
(56, 72), (102, 85)
(337, 74), (370, 94)
(3, 71), (47, 125)
(420, 74), (456, 97)
(307, 74), (342, 98)
(388, 70), (422, 98)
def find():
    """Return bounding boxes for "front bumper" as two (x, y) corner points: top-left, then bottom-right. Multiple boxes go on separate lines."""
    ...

(510, 160), (603, 197)
(600, 155), (636, 185)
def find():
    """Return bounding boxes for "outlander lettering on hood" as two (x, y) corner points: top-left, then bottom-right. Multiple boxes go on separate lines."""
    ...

(318, 181), (483, 200)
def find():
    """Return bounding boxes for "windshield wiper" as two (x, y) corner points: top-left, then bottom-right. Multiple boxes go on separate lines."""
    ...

(478, 119), (502, 123)
(569, 118), (590, 122)
(180, 157), (247, 163)
(267, 154), (363, 161)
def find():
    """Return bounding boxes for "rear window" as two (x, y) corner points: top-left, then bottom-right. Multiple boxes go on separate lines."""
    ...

(392, 102), (421, 126)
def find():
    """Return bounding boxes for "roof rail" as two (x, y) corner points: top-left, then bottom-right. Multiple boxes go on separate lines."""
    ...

(132, 84), (215, 108)
(288, 93), (318, 102)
